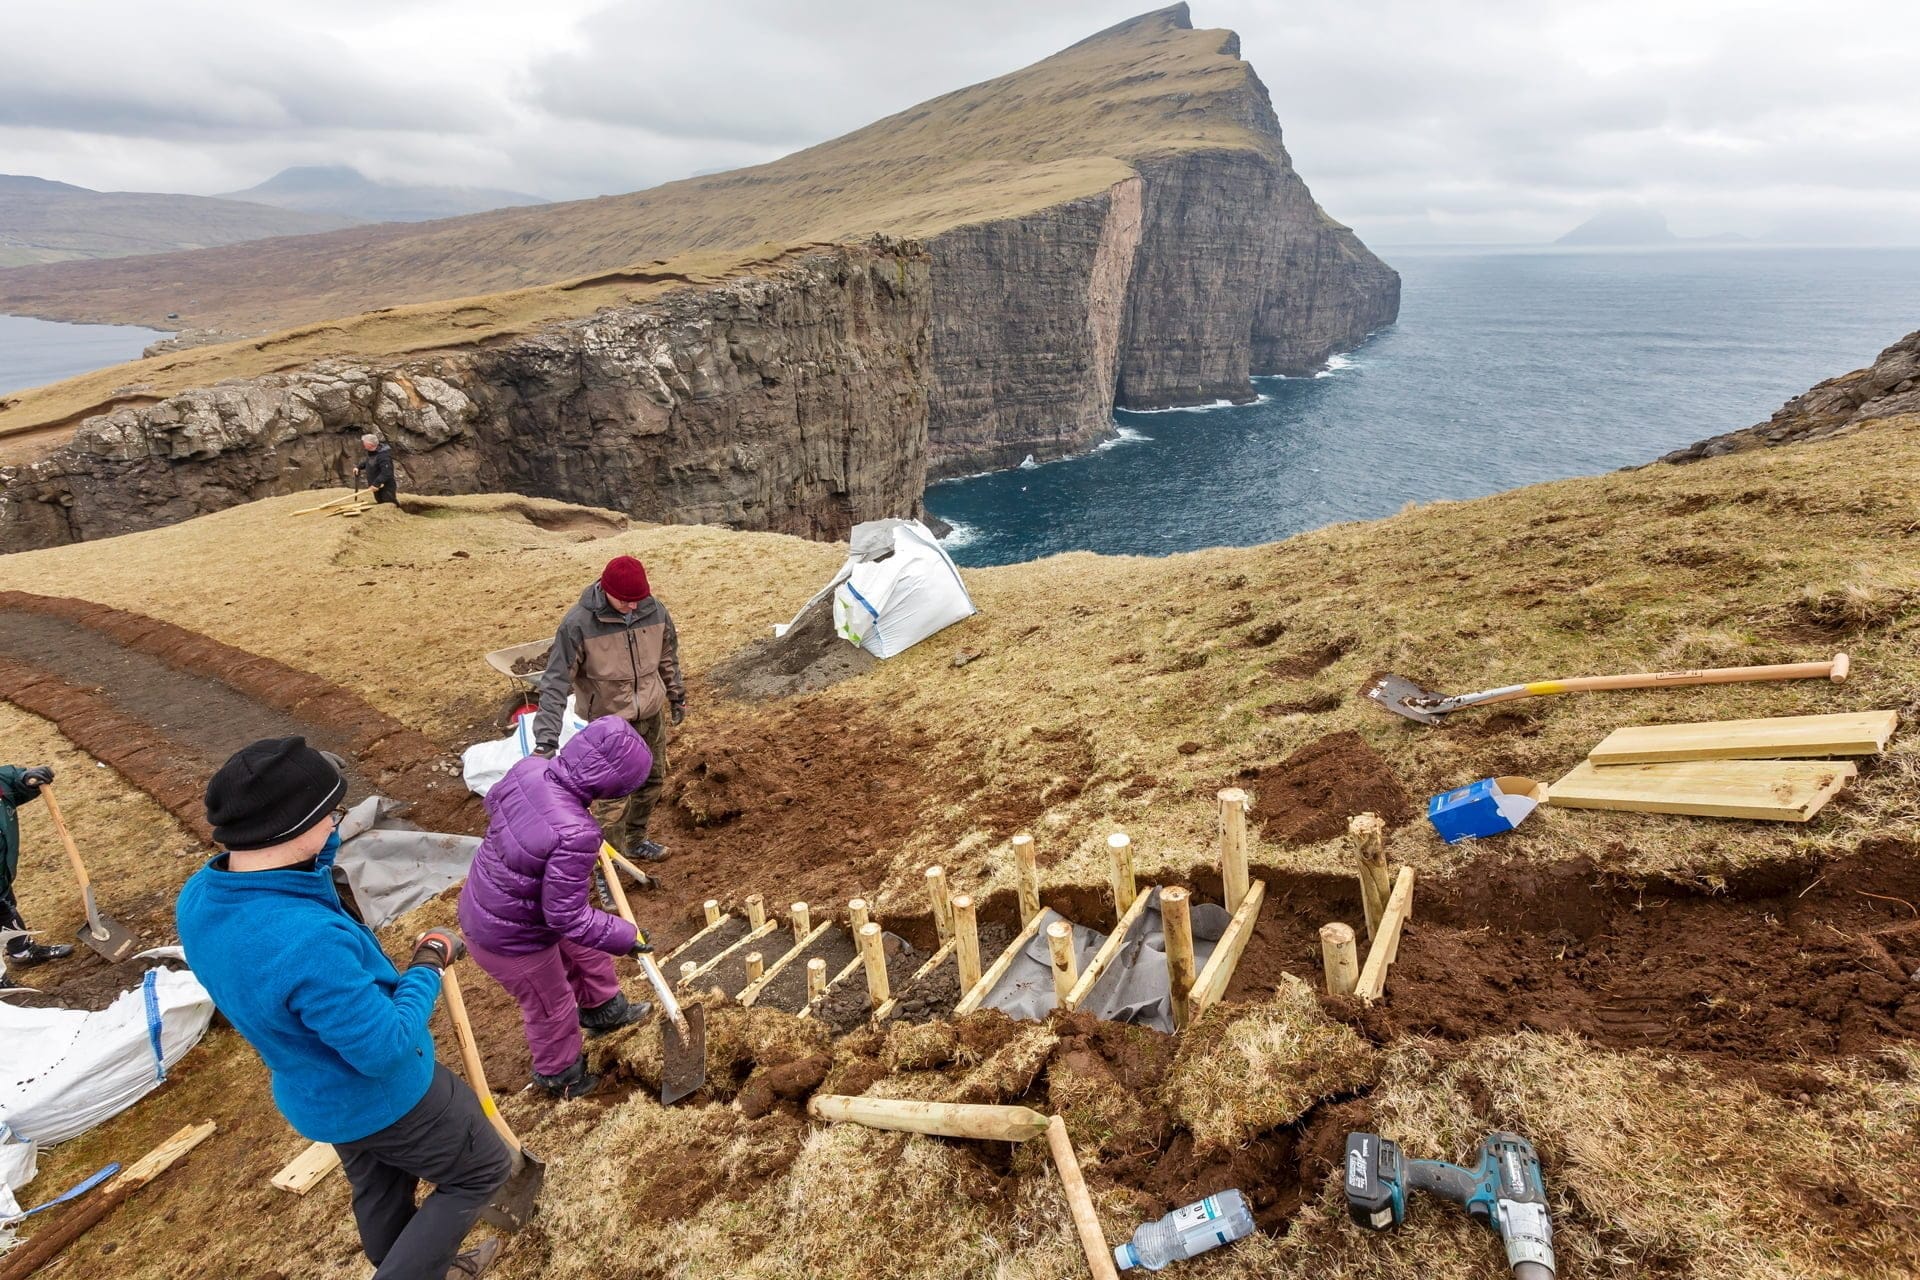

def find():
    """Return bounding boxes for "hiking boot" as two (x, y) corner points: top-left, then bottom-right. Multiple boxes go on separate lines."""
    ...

(627, 838), (669, 864)
(7, 941), (73, 966)
(579, 992), (653, 1038)
(447, 1239), (502, 1277)
(533, 1054), (601, 1099)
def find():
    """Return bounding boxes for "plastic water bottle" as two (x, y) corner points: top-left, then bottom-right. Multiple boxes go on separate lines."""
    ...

(1112, 1189), (1255, 1271)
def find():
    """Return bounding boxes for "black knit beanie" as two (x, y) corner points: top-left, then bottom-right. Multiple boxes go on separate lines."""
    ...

(205, 737), (349, 851)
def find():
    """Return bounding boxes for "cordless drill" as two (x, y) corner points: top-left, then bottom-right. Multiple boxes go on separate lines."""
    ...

(1344, 1131), (1556, 1280)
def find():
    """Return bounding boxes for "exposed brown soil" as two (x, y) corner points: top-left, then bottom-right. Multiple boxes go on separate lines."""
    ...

(507, 647), (551, 677)
(1244, 730), (1416, 844)
(813, 934), (929, 1034)
(753, 925), (857, 1013)
(708, 592), (876, 700)
(621, 1108), (808, 1224)
(1265, 638), (1349, 678)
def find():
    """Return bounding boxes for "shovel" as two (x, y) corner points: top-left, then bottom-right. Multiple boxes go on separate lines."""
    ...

(599, 847), (706, 1104)
(439, 966), (545, 1231)
(1363, 652), (1850, 725)
(39, 786), (139, 963)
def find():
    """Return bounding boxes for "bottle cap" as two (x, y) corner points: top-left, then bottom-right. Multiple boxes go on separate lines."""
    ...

(1113, 1243), (1136, 1271)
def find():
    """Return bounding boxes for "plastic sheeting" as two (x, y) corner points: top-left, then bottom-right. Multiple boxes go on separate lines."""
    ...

(332, 796), (480, 931)
(460, 696), (588, 796)
(975, 891), (1231, 1033)
(0, 964), (214, 1146)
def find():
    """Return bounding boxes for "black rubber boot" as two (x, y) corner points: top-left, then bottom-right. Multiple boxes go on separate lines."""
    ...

(579, 992), (653, 1038)
(533, 1054), (601, 1100)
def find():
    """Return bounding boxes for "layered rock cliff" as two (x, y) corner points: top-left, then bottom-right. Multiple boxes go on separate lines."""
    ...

(1660, 329), (1920, 463)
(0, 244), (930, 553)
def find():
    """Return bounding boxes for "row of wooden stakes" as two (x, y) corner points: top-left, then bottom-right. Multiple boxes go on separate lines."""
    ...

(1319, 812), (1415, 1002)
(658, 788), (1273, 1030)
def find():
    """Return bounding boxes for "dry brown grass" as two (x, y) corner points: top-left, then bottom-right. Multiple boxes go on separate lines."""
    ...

(1164, 976), (1377, 1152)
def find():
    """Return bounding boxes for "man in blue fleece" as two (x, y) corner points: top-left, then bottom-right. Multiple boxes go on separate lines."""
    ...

(176, 737), (510, 1279)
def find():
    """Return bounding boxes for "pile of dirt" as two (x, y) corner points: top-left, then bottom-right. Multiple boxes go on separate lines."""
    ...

(708, 593), (876, 700)
(888, 922), (1014, 1024)
(507, 646), (551, 676)
(1245, 730), (1416, 844)
(813, 934), (929, 1034)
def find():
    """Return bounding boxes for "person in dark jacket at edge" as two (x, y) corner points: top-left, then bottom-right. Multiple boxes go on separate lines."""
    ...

(531, 555), (685, 877)
(1, 762), (74, 990)
(356, 432), (398, 504)
(176, 737), (511, 1279)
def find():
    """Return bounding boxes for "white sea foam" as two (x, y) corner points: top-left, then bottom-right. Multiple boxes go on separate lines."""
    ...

(937, 520), (981, 549)
(1120, 397), (1245, 414)
(1094, 425), (1154, 451)
(1315, 352), (1356, 378)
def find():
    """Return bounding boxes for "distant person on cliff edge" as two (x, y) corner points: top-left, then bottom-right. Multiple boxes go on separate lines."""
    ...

(356, 433), (398, 505)
(176, 737), (510, 1279)
(0, 762), (75, 990)
(531, 555), (684, 869)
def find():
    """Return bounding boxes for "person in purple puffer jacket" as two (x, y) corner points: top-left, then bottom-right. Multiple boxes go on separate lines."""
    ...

(458, 716), (656, 1098)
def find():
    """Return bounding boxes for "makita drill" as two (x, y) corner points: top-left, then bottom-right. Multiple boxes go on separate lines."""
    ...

(1344, 1130), (1556, 1280)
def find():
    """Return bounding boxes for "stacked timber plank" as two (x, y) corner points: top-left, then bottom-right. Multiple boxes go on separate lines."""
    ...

(1549, 710), (1897, 822)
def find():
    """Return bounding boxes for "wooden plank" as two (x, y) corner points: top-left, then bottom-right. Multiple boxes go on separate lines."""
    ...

(1064, 886), (1157, 1012)
(954, 911), (1050, 1016)
(270, 1141), (340, 1195)
(1587, 710), (1898, 765)
(874, 939), (956, 1022)
(739, 920), (834, 1006)
(679, 919), (778, 988)
(1188, 880), (1267, 1015)
(796, 952), (867, 1020)
(1549, 758), (1857, 822)
(661, 912), (736, 966)
(1355, 868), (1415, 1004)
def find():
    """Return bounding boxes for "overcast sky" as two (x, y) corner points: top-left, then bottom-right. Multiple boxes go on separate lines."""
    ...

(5, 0), (1917, 244)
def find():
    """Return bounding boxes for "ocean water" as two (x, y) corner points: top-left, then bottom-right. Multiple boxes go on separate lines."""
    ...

(927, 247), (1920, 566)
(0, 314), (169, 396)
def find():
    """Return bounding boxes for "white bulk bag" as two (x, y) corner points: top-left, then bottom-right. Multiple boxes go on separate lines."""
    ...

(460, 695), (588, 796)
(0, 965), (214, 1146)
(828, 520), (978, 659)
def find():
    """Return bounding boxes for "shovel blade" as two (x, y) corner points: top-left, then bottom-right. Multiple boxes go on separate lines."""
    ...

(1360, 672), (1449, 725)
(76, 915), (140, 964)
(659, 1003), (707, 1105)
(478, 1149), (545, 1232)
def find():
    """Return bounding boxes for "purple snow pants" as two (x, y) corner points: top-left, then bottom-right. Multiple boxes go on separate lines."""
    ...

(466, 935), (622, 1077)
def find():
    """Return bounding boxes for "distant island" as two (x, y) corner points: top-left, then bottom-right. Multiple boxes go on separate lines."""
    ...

(218, 166), (547, 224)
(1557, 207), (1750, 247)
(0, 174), (353, 267)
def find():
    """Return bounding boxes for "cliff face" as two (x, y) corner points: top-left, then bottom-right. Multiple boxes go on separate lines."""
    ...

(1661, 329), (1920, 463)
(0, 244), (930, 553)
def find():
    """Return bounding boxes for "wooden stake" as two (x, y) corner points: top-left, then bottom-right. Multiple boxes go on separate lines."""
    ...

(1319, 922), (1359, 997)
(953, 893), (983, 993)
(680, 961), (699, 983)
(1047, 920), (1079, 1007)
(809, 1095), (1049, 1143)
(1106, 832), (1136, 916)
(746, 894), (766, 930)
(745, 952), (764, 984)
(1013, 833), (1041, 924)
(848, 897), (870, 932)
(791, 901), (811, 946)
(1161, 886), (1197, 1030)
(1355, 867), (1416, 1003)
(0, 1121), (217, 1280)
(859, 921), (890, 1009)
(1046, 1115), (1122, 1280)
(703, 899), (721, 927)
(925, 865), (954, 941)
(1219, 788), (1251, 913)
(807, 957), (828, 1002)
(1348, 812), (1391, 939)
(741, 921), (832, 1007)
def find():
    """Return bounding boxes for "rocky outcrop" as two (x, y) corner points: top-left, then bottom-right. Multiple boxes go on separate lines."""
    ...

(1660, 330), (1920, 463)
(0, 243), (931, 553)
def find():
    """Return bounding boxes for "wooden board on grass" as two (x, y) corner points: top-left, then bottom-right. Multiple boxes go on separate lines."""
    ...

(1549, 758), (1857, 822)
(1587, 710), (1898, 765)
(270, 1142), (339, 1195)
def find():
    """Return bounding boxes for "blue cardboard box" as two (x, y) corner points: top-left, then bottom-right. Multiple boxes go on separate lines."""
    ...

(1427, 776), (1547, 843)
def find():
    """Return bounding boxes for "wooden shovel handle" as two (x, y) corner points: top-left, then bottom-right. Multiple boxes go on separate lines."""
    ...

(598, 847), (691, 1038)
(1478, 653), (1848, 706)
(439, 966), (521, 1155)
(37, 785), (92, 893)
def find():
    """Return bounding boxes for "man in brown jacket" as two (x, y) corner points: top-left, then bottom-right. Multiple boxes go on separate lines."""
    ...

(532, 556), (685, 867)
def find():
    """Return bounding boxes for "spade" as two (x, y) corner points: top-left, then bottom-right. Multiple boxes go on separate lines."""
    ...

(40, 787), (139, 964)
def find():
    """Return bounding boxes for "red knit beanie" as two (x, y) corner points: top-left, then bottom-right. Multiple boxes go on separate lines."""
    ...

(600, 555), (650, 603)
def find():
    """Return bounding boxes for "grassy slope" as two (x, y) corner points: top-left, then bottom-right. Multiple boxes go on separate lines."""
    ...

(0, 184), (354, 268)
(0, 6), (1263, 440)
(3, 408), (1918, 1278)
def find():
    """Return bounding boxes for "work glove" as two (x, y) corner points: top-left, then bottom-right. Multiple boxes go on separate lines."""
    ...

(20, 766), (53, 789)
(669, 703), (686, 727)
(630, 930), (653, 956)
(410, 928), (467, 971)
